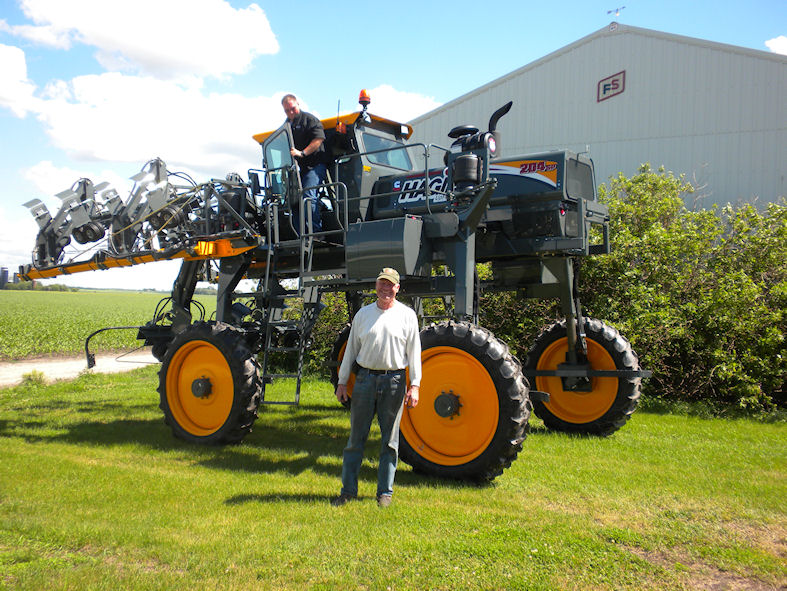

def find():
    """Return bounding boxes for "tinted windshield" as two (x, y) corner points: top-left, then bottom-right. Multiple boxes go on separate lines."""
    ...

(362, 133), (413, 171)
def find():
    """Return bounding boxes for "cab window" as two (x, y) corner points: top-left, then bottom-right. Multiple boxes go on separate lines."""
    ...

(264, 127), (293, 171)
(362, 132), (413, 171)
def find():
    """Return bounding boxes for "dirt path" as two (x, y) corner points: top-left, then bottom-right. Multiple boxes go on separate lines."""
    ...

(0, 349), (158, 388)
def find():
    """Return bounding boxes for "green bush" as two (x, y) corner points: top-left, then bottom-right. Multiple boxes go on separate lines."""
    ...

(581, 164), (786, 412)
(305, 291), (351, 377)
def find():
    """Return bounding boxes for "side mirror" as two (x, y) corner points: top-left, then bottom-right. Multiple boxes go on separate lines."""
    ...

(249, 172), (261, 196)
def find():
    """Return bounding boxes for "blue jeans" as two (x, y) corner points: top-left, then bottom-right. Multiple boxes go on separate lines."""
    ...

(340, 368), (407, 498)
(300, 163), (326, 233)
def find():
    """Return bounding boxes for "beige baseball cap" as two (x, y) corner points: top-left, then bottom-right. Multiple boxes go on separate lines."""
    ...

(376, 267), (400, 285)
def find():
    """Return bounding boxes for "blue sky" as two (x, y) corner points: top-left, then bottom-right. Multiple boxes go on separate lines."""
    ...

(1, 0), (785, 289)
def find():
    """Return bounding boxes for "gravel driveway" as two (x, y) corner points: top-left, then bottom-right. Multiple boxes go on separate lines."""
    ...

(0, 349), (158, 388)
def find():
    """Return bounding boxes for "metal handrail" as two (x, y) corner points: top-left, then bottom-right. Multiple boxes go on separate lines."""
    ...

(331, 142), (452, 212)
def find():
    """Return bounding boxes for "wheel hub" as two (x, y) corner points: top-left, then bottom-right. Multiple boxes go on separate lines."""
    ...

(191, 377), (212, 398)
(434, 390), (462, 419)
(558, 362), (593, 392)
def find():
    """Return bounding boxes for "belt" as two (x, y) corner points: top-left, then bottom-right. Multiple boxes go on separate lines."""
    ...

(360, 366), (405, 376)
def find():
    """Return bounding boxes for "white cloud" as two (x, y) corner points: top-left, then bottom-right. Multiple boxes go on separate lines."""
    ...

(22, 160), (134, 203)
(0, 44), (39, 117)
(3, 71), (442, 179)
(367, 84), (442, 123)
(765, 35), (787, 55)
(0, 18), (72, 48)
(0, 203), (39, 271)
(14, 0), (278, 79)
(7, 72), (282, 177)
(41, 79), (72, 101)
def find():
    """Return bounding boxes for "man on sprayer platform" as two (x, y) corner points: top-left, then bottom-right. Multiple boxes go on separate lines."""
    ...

(280, 93), (329, 233)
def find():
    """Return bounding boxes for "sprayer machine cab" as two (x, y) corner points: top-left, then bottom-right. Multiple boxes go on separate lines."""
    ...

(17, 89), (649, 482)
(253, 99), (418, 234)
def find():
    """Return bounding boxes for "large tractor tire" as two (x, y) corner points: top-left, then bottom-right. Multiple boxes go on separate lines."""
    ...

(524, 318), (641, 436)
(399, 320), (530, 481)
(329, 324), (355, 408)
(158, 321), (262, 445)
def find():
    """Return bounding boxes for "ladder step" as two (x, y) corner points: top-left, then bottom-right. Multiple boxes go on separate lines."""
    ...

(274, 240), (306, 249)
(266, 373), (299, 379)
(266, 346), (300, 353)
(260, 400), (300, 406)
(301, 268), (346, 278)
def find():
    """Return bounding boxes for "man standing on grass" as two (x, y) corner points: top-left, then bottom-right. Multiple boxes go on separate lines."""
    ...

(332, 268), (421, 508)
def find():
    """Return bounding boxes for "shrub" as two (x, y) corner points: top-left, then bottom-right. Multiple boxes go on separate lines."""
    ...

(581, 164), (786, 411)
(305, 290), (351, 377)
(20, 370), (47, 386)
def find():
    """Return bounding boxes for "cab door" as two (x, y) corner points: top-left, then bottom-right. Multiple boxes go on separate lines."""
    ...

(261, 123), (304, 239)
(262, 123), (302, 207)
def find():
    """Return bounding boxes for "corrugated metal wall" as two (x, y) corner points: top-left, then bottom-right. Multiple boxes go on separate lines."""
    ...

(409, 24), (786, 207)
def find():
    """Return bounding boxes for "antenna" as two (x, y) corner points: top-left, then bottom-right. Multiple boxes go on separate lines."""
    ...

(336, 99), (347, 133)
(607, 6), (625, 17)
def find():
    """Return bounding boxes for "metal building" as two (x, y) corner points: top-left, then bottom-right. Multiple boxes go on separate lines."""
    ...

(409, 23), (786, 207)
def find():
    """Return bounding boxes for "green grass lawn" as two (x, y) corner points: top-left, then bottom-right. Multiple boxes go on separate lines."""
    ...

(0, 368), (784, 590)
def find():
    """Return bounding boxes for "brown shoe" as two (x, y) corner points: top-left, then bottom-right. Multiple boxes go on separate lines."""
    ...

(331, 493), (356, 507)
(376, 494), (392, 508)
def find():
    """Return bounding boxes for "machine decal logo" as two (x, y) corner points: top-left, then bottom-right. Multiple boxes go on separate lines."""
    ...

(395, 171), (448, 204)
(490, 161), (558, 188)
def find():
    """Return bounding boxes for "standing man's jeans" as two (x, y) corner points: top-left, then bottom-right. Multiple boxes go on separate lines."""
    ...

(340, 368), (407, 498)
(300, 163), (326, 233)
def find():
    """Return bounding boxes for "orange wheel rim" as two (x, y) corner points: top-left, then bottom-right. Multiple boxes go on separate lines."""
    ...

(165, 340), (234, 436)
(535, 338), (618, 423)
(337, 341), (356, 396)
(400, 346), (499, 466)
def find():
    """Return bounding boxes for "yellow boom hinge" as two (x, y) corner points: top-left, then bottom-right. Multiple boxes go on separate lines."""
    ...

(191, 238), (256, 259)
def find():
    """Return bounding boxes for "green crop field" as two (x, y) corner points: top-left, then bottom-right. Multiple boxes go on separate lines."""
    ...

(0, 369), (784, 590)
(0, 290), (217, 360)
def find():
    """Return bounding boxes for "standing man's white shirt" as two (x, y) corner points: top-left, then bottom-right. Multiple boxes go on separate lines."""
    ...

(337, 300), (421, 387)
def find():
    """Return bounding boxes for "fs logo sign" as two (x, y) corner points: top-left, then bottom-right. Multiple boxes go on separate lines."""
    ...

(597, 70), (626, 102)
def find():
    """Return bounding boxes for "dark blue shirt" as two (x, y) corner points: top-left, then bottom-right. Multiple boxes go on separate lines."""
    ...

(289, 111), (328, 170)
